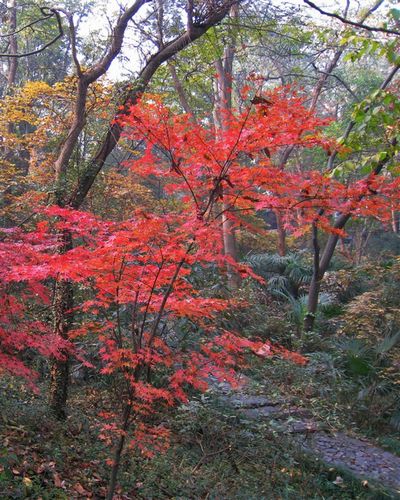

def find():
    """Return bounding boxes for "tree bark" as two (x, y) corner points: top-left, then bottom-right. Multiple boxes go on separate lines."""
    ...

(391, 208), (399, 234)
(106, 403), (132, 500)
(49, 231), (74, 419)
(213, 4), (240, 289)
(222, 201), (241, 288)
(304, 222), (321, 332)
(168, 61), (193, 115)
(275, 210), (287, 256)
(6, 0), (18, 95)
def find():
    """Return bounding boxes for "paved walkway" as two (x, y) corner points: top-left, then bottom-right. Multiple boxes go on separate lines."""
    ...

(219, 388), (400, 495)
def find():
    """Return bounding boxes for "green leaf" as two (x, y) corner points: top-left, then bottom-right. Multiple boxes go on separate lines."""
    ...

(348, 355), (372, 376)
(372, 105), (383, 115)
(390, 8), (400, 21)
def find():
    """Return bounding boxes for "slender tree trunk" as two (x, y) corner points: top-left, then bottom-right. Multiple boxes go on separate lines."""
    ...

(222, 201), (240, 288)
(213, 4), (240, 289)
(106, 433), (126, 500)
(304, 223), (320, 332)
(304, 277), (320, 332)
(275, 210), (287, 256)
(339, 237), (352, 262)
(6, 0), (18, 96)
(391, 208), (399, 234)
(5, 0), (17, 139)
(106, 403), (132, 500)
(355, 221), (370, 265)
(168, 62), (193, 115)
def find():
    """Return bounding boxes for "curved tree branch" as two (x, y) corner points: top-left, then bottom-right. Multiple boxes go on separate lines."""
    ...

(70, 0), (240, 208)
(53, 0), (150, 192)
(303, 0), (400, 36)
(0, 8), (64, 58)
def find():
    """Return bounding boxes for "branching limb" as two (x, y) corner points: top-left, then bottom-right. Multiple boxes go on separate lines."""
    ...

(0, 8), (64, 58)
(70, 0), (240, 208)
(303, 0), (400, 36)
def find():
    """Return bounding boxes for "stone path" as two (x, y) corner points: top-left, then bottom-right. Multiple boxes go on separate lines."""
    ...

(218, 388), (400, 496)
(305, 432), (400, 492)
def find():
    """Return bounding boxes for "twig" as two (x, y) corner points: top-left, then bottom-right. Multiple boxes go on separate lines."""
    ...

(303, 0), (400, 36)
(0, 8), (64, 58)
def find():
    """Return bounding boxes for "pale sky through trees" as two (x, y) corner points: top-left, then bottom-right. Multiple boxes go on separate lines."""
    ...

(81, 0), (390, 81)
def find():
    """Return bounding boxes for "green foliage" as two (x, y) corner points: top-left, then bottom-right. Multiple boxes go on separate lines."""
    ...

(245, 252), (312, 298)
(2, 377), (394, 499)
(332, 86), (400, 179)
(129, 395), (390, 499)
(245, 252), (337, 338)
(332, 331), (400, 429)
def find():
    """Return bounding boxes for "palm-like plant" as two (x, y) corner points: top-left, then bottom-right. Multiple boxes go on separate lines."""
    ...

(336, 331), (400, 428)
(245, 252), (312, 299)
(245, 252), (334, 335)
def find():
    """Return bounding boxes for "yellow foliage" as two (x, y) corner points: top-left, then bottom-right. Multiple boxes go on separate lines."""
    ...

(0, 77), (114, 177)
(88, 169), (157, 219)
(0, 77), (115, 220)
(339, 260), (400, 340)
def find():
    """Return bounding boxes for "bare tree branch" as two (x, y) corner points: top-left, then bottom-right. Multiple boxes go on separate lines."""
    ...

(53, 0), (150, 192)
(0, 8), (64, 58)
(311, 62), (357, 99)
(85, 0), (152, 84)
(70, 0), (240, 208)
(303, 0), (400, 36)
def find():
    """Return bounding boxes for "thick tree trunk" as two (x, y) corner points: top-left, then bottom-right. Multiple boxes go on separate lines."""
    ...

(49, 346), (71, 419)
(49, 231), (74, 419)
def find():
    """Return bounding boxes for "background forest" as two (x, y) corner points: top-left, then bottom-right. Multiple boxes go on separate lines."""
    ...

(1, 0), (400, 498)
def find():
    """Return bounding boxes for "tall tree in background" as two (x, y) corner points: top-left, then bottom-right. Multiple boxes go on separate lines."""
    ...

(213, 4), (241, 289)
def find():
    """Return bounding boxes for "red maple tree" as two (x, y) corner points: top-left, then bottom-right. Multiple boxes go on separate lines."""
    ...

(2, 86), (398, 497)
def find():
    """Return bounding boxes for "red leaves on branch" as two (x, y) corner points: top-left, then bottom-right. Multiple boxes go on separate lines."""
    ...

(0, 227), (70, 386)
(1, 86), (398, 461)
